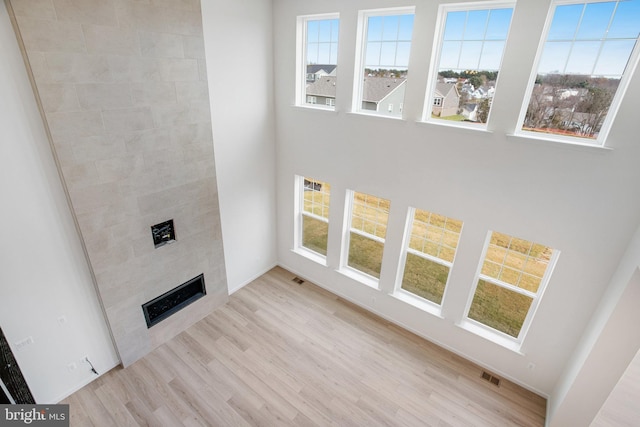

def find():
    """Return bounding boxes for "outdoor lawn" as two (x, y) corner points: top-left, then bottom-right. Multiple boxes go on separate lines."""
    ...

(302, 188), (552, 339)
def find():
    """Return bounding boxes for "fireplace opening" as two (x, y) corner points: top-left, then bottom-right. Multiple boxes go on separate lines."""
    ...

(142, 274), (206, 328)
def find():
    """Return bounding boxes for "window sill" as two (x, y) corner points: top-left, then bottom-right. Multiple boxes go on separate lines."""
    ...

(337, 266), (380, 289)
(346, 111), (405, 121)
(507, 132), (613, 153)
(417, 119), (493, 134)
(391, 290), (444, 319)
(293, 104), (338, 113)
(292, 248), (327, 266)
(456, 320), (524, 355)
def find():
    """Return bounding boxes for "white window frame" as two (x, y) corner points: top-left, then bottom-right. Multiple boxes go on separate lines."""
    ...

(461, 231), (560, 347)
(326, 98), (335, 107)
(307, 96), (317, 104)
(423, 1), (516, 128)
(515, 0), (640, 147)
(339, 190), (389, 288)
(296, 13), (340, 110)
(393, 208), (462, 315)
(352, 7), (416, 118)
(294, 175), (329, 265)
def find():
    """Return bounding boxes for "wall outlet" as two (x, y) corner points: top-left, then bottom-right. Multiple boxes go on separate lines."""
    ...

(14, 336), (34, 350)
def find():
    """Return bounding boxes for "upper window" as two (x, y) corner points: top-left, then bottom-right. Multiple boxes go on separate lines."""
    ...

(426, 3), (514, 127)
(396, 208), (462, 307)
(518, 0), (640, 145)
(298, 14), (339, 109)
(354, 8), (415, 118)
(296, 176), (331, 260)
(342, 191), (390, 284)
(465, 231), (559, 342)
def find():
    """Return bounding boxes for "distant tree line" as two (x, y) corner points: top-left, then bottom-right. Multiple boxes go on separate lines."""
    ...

(534, 74), (620, 90)
(439, 69), (499, 86)
(364, 68), (408, 78)
(524, 74), (620, 137)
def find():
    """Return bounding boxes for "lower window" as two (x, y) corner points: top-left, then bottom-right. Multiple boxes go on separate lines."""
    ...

(397, 208), (462, 306)
(344, 191), (390, 281)
(297, 176), (331, 259)
(466, 231), (559, 341)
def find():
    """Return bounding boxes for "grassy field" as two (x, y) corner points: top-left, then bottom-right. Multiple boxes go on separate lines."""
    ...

(432, 113), (466, 121)
(401, 253), (449, 304)
(301, 180), (331, 255)
(467, 280), (533, 338)
(301, 187), (552, 339)
(302, 216), (328, 256)
(348, 233), (384, 278)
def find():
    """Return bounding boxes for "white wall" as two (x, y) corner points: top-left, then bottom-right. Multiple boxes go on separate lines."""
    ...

(0, 2), (118, 403)
(202, 0), (278, 293)
(549, 223), (640, 425)
(591, 348), (640, 426)
(273, 0), (640, 396)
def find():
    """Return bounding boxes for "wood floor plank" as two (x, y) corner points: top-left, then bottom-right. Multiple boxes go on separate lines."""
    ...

(124, 398), (162, 427)
(64, 266), (546, 426)
(63, 394), (95, 427)
(94, 382), (140, 427)
(152, 405), (184, 427)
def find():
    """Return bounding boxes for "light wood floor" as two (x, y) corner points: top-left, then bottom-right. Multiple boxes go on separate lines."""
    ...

(591, 348), (640, 426)
(63, 267), (546, 426)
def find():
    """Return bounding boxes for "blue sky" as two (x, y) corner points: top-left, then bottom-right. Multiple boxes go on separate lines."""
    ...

(539, 0), (640, 76)
(309, 1), (640, 76)
(306, 19), (339, 65)
(365, 14), (415, 68)
(439, 8), (513, 71)
(363, 8), (514, 71)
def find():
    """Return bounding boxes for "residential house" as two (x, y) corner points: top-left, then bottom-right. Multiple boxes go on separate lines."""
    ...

(306, 64), (337, 82)
(305, 75), (336, 106)
(432, 82), (460, 117)
(361, 76), (406, 114)
(461, 102), (479, 121)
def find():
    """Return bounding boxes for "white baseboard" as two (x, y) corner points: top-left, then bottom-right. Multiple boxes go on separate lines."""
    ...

(52, 359), (120, 404)
(227, 262), (278, 295)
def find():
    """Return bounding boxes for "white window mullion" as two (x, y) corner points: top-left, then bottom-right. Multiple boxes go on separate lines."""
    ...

(517, 0), (640, 145)
(302, 211), (329, 224)
(477, 274), (537, 299)
(406, 248), (453, 270)
(296, 176), (331, 261)
(297, 13), (339, 109)
(350, 227), (385, 244)
(465, 231), (559, 346)
(395, 207), (462, 308)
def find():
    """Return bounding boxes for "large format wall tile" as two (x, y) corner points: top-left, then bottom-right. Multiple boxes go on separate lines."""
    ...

(8, 0), (227, 366)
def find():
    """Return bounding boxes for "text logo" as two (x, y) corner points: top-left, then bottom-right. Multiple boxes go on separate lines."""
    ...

(1, 405), (68, 426)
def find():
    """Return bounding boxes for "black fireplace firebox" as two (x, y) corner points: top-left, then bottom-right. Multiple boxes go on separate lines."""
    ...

(142, 274), (206, 328)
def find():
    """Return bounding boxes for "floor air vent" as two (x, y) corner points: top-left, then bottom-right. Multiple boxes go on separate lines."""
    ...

(292, 277), (305, 284)
(481, 371), (501, 386)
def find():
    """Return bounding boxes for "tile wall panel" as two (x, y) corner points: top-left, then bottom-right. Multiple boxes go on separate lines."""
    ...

(8, 0), (227, 366)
